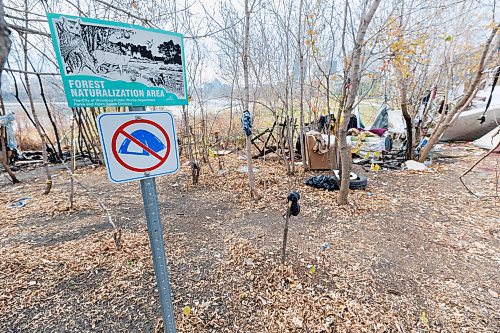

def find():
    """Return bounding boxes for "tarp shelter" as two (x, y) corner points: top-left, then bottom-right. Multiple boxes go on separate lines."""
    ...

(364, 104), (406, 134)
(369, 104), (389, 130)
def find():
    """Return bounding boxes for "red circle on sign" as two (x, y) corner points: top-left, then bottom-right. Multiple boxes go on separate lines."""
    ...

(111, 119), (171, 173)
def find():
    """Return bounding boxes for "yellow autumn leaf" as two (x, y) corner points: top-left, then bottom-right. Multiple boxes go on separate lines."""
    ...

(485, 21), (498, 30)
(310, 265), (316, 273)
(420, 310), (429, 327)
(183, 306), (191, 316)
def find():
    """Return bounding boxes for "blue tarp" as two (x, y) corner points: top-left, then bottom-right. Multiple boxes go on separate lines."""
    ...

(0, 111), (18, 151)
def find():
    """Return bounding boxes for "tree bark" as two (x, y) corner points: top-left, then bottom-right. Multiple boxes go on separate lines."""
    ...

(337, 0), (381, 205)
(23, 0), (52, 194)
(418, 24), (499, 163)
(243, 0), (259, 199)
(0, 0), (10, 72)
(0, 0), (20, 183)
(36, 73), (63, 159)
(182, 105), (198, 185)
(298, 0), (306, 170)
(396, 71), (413, 160)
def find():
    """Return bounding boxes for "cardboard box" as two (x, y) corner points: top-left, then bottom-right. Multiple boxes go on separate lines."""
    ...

(305, 131), (336, 170)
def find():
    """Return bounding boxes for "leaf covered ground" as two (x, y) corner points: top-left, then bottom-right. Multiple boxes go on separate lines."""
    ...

(0, 143), (499, 332)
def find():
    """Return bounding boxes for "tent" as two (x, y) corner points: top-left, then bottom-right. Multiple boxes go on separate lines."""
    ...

(366, 104), (406, 134)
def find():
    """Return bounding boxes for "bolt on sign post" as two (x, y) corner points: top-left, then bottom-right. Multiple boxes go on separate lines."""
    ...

(48, 13), (189, 333)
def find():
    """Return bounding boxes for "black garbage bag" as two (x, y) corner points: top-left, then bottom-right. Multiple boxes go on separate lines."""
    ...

(304, 174), (367, 191)
(304, 175), (339, 191)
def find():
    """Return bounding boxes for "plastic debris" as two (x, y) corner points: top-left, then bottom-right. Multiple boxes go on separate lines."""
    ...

(238, 166), (260, 173)
(404, 160), (427, 171)
(320, 242), (331, 252)
(6, 197), (30, 209)
(304, 173), (367, 191)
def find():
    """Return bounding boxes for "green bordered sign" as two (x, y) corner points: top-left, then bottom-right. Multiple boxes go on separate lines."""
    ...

(47, 13), (188, 107)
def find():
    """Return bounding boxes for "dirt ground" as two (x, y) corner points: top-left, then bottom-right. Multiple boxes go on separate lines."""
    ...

(0, 143), (499, 333)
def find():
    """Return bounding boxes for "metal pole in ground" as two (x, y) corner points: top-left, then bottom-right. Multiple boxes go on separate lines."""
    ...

(130, 106), (176, 333)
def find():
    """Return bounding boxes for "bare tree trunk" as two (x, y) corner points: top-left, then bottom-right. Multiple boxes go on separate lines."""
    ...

(418, 23), (499, 162)
(81, 108), (102, 163)
(182, 105), (198, 184)
(432, 62), (452, 138)
(22, 0), (51, 194)
(298, 0), (306, 170)
(0, 2), (19, 184)
(225, 77), (235, 150)
(396, 72), (413, 160)
(416, 75), (440, 143)
(0, 0), (10, 74)
(243, 0), (259, 199)
(0, 145), (18, 183)
(333, 0), (350, 172)
(338, 0), (381, 205)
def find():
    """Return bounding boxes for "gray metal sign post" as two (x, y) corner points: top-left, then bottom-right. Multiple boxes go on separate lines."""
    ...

(131, 106), (176, 333)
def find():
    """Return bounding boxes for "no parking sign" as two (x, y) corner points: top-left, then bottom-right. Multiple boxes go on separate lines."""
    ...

(97, 111), (179, 183)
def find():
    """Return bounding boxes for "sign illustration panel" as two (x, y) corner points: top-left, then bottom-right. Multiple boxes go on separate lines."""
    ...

(47, 13), (188, 107)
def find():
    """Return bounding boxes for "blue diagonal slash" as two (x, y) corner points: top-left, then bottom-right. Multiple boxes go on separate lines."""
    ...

(118, 129), (166, 156)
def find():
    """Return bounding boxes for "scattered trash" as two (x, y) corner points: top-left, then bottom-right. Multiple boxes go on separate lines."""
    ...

(304, 173), (367, 191)
(6, 197), (30, 209)
(238, 166), (260, 173)
(292, 316), (303, 328)
(320, 242), (331, 251)
(216, 150), (233, 156)
(244, 258), (254, 266)
(403, 160), (427, 171)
